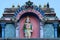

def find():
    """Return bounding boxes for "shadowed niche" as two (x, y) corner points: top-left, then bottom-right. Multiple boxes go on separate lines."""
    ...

(18, 12), (40, 22)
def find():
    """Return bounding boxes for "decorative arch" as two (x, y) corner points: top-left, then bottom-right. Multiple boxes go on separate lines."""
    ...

(15, 1), (45, 38)
(14, 5), (45, 21)
(16, 9), (44, 21)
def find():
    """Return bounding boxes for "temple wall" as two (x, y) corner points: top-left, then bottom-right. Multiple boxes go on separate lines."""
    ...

(0, 1), (59, 38)
(5, 24), (16, 38)
(43, 24), (54, 38)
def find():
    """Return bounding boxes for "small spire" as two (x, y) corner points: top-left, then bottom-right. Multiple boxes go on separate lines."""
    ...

(28, 0), (30, 1)
(44, 4), (47, 8)
(39, 4), (41, 8)
(17, 3), (20, 8)
(47, 2), (49, 8)
(26, 0), (33, 6)
(12, 4), (15, 8)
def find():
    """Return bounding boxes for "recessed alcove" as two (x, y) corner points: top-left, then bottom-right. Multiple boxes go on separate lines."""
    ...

(19, 12), (40, 38)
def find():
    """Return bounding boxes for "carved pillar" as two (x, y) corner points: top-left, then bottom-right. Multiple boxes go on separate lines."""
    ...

(40, 22), (43, 38)
(1, 23), (5, 38)
(53, 22), (58, 38)
(16, 23), (19, 38)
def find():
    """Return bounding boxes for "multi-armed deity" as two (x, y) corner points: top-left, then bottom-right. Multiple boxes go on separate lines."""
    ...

(23, 16), (33, 38)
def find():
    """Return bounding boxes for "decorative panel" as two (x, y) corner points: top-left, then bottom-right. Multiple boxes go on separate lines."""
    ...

(43, 24), (54, 38)
(5, 24), (15, 38)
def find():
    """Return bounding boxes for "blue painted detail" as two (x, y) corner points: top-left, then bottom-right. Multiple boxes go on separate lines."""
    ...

(19, 8), (21, 11)
(0, 23), (5, 28)
(14, 5), (45, 17)
(53, 22), (58, 38)
(5, 24), (16, 38)
(54, 28), (57, 38)
(53, 22), (58, 28)
(0, 23), (6, 38)
(2, 28), (5, 38)
(43, 24), (54, 38)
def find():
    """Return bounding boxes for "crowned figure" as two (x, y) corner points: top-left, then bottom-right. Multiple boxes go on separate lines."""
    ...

(23, 16), (33, 38)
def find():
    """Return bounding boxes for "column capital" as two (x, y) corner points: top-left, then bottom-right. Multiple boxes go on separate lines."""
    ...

(53, 22), (58, 25)
(0, 22), (6, 28)
(53, 22), (58, 28)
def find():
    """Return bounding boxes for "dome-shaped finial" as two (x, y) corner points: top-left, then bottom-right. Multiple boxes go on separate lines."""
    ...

(39, 4), (41, 8)
(26, 0), (33, 6)
(12, 4), (15, 8)
(29, 0), (30, 1)
(44, 4), (47, 8)
(17, 3), (20, 8)
(47, 2), (49, 8)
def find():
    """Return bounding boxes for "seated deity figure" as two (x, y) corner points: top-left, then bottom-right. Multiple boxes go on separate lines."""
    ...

(23, 16), (33, 38)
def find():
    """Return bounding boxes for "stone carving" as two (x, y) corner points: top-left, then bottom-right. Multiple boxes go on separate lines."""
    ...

(23, 16), (33, 38)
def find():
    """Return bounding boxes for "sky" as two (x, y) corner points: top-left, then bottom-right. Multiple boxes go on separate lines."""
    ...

(0, 0), (60, 19)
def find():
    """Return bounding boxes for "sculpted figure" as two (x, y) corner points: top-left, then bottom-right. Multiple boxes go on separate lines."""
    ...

(23, 16), (33, 38)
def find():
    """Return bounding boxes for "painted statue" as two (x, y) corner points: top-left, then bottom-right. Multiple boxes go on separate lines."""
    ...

(23, 16), (33, 38)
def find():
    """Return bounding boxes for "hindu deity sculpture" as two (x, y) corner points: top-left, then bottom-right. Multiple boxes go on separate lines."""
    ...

(23, 16), (33, 38)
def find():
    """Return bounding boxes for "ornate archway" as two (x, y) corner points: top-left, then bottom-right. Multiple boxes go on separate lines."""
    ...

(14, 1), (44, 21)
(16, 9), (44, 21)
(15, 1), (45, 38)
(19, 12), (40, 38)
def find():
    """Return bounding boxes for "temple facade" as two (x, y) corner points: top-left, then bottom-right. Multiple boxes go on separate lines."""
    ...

(0, 1), (60, 38)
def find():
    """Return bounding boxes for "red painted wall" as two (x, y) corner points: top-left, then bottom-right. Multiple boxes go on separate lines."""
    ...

(19, 16), (40, 38)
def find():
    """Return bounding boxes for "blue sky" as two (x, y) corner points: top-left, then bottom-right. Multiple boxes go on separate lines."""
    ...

(0, 0), (60, 19)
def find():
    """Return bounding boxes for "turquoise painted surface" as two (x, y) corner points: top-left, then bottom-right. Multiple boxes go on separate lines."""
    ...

(5, 24), (16, 38)
(43, 24), (54, 38)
